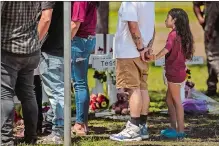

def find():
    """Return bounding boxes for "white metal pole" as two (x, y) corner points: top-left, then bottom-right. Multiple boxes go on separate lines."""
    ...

(63, 2), (72, 146)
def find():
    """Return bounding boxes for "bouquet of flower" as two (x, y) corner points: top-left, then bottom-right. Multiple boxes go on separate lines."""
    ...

(93, 71), (107, 83)
(89, 93), (109, 112)
(108, 71), (116, 85)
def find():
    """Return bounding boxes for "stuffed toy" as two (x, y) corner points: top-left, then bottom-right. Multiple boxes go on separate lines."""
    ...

(185, 81), (195, 99)
(112, 88), (129, 115)
(89, 93), (109, 112)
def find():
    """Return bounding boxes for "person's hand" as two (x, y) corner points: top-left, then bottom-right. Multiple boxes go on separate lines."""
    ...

(146, 54), (156, 62)
(140, 49), (149, 62)
(144, 48), (155, 62)
(198, 17), (205, 27)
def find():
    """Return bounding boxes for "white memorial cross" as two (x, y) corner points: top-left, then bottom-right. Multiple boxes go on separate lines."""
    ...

(89, 34), (117, 106)
(89, 34), (106, 94)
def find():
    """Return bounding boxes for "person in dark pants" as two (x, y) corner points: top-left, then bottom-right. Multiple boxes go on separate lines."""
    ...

(193, 2), (219, 96)
(1, 2), (54, 145)
(34, 75), (43, 134)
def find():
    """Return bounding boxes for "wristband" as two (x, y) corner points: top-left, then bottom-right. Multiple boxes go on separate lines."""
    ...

(137, 47), (144, 52)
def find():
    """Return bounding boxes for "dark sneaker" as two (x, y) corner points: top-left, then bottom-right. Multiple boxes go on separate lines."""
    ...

(139, 124), (149, 140)
(205, 90), (217, 96)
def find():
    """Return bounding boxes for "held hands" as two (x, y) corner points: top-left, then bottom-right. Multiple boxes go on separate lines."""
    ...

(140, 48), (156, 62)
(147, 53), (156, 62)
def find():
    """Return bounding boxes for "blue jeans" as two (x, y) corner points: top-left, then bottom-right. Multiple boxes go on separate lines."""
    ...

(39, 52), (64, 136)
(71, 36), (96, 124)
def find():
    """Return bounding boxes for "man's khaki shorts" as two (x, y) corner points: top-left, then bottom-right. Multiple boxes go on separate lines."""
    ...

(116, 57), (149, 90)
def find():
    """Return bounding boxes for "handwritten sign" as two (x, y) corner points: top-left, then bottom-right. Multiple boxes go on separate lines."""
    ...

(89, 54), (112, 64)
(155, 56), (204, 66)
(93, 58), (115, 71)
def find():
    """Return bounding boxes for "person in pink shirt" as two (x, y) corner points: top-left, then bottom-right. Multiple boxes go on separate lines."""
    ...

(71, 2), (99, 136)
(151, 8), (194, 139)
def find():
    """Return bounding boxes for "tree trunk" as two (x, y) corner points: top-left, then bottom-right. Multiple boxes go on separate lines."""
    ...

(96, 1), (109, 34)
(96, 2), (109, 52)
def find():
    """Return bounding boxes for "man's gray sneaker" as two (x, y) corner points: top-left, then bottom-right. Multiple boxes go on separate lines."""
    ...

(110, 121), (142, 142)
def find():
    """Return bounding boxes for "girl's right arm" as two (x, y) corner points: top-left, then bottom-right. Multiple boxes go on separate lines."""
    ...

(154, 48), (169, 60)
(153, 30), (176, 60)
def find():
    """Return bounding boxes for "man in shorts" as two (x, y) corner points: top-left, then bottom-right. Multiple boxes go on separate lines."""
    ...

(110, 2), (155, 142)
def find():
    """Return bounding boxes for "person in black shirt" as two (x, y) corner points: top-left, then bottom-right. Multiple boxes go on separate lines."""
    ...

(39, 2), (64, 144)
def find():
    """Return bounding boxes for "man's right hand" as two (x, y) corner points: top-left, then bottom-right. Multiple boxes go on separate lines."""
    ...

(140, 48), (154, 62)
(140, 49), (149, 62)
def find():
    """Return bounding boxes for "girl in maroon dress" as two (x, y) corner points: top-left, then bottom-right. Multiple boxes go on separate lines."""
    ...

(152, 8), (194, 139)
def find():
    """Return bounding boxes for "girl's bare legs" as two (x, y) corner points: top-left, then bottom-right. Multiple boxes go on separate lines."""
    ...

(168, 82), (184, 132)
(166, 89), (177, 130)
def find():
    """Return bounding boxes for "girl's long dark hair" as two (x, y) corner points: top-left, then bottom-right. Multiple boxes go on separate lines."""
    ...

(168, 8), (194, 60)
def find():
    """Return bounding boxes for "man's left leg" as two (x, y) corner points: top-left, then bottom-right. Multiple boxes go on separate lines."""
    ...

(39, 53), (64, 143)
(34, 75), (43, 134)
(137, 59), (150, 139)
(15, 53), (40, 144)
